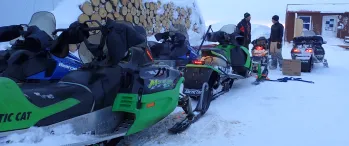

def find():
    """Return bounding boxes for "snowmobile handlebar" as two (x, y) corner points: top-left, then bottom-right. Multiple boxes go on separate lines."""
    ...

(51, 27), (102, 36)
(52, 20), (104, 36)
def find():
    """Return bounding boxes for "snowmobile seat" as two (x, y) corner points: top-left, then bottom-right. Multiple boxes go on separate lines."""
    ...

(19, 82), (96, 126)
(2, 50), (57, 82)
(21, 82), (94, 108)
(201, 48), (228, 62)
(60, 66), (122, 110)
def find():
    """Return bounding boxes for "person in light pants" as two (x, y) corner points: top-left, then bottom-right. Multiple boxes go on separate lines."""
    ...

(269, 15), (284, 70)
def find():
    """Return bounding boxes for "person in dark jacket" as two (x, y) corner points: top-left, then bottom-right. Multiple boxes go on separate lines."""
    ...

(269, 15), (284, 70)
(236, 12), (252, 49)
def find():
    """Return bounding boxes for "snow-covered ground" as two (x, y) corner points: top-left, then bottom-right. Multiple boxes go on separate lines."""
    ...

(2, 0), (349, 146)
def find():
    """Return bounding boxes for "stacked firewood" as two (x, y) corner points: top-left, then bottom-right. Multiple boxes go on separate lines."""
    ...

(78, 0), (197, 36)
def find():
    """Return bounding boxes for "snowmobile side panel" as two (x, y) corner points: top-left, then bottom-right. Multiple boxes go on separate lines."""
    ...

(0, 77), (80, 132)
(183, 66), (220, 90)
(216, 45), (251, 69)
(112, 77), (184, 135)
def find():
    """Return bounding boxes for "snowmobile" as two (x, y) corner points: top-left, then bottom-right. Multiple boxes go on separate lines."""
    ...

(182, 24), (252, 101)
(250, 36), (270, 84)
(148, 29), (198, 71)
(291, 34), (328, 72)
(0, 19), (211, 146)
(0, 11), (83, 82)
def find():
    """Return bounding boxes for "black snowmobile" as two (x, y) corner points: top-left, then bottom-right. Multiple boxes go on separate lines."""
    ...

(0, 19), (211, 146)
(291, 33), (328, 72)
(148, 30), (198, 71)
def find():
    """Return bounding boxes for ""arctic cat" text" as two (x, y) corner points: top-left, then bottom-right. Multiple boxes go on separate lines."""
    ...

(0, 112), (32, 123)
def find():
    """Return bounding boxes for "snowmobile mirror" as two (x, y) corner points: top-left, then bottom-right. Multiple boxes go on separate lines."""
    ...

(323, 41), (327, 44)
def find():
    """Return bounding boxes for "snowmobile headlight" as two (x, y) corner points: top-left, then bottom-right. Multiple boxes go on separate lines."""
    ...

(255, 46), (264, 50)
(305, 48), (313, 53)
(291, 48), (301, 53)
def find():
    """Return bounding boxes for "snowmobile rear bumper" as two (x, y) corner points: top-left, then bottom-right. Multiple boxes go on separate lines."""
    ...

(291, 53), (311, 62)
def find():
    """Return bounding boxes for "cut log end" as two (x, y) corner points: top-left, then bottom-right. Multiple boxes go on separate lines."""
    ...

(126, 13), (133, 22)
(99, 7), (108, 18)
(107, 13), (115, 20)
(81, 1), (94, 16)
(121, 6), (128, 15)
(111, 0), (119, 6)
(91, 0), (100, 7)
(78, 13), (90, 23)
(134, 16), (140, 24)
(121, 0), (128, 6)
(105, 1), (114, 13)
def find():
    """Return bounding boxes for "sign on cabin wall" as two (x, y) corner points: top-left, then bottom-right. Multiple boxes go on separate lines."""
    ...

(78, 0), (201, 36)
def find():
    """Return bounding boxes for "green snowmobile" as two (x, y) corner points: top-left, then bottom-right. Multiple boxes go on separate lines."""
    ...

(182, 24), (252, 100)
(0, 20), (211, 146)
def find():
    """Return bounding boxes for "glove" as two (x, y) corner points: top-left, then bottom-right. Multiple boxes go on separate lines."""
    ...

(67, 21), (89, 44)
(12, 25), (24, 33)
(277, 42), (282, 49)
(22, 25), (40, 38)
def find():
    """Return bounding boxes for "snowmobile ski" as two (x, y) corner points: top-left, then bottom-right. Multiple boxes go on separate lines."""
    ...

(169, 83), (211, 133)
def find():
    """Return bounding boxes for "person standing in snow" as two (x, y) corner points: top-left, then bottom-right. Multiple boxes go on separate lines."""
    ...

(269, 15), (284, 70)
(236, 12), (252, 49)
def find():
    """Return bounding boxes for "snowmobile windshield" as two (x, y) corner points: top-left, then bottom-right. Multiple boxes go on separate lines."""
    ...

(9, 11), (56, 46)
(78, 32), (107, 64)
(219, 24), (237, 34)
(302, 30), (316, 36)
(28, 11), (56, 39)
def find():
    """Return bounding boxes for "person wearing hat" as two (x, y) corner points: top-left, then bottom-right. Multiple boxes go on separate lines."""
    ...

(236, 12), (252, 49)
(269, 15), (284, 70)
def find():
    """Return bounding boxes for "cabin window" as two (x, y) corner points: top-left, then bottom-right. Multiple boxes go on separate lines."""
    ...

(298, 16), (312, 30)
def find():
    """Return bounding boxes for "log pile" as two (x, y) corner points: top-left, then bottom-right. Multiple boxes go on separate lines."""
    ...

(78, 0), (198, 36)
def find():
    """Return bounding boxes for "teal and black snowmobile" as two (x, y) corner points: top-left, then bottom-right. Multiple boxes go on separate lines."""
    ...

(250, 36), (270, 85)
(182, 24), (252, 100)
(0, 19), (211, 146)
